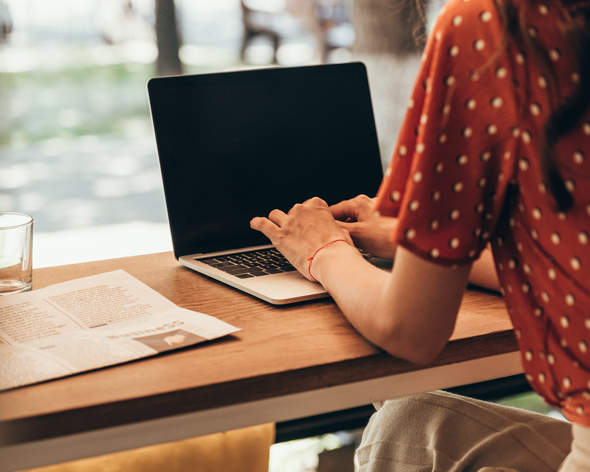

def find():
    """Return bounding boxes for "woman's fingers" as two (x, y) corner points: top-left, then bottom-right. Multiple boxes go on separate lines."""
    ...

(330, 194), (374, 222)
(250, 216), (275, 236)
(250, 209), (290, 242)
(268, 209), (288, 227)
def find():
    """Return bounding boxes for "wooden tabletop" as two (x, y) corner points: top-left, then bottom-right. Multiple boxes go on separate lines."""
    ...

(0, 252), (520, 470)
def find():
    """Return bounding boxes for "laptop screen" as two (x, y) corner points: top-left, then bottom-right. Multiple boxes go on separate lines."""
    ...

(148, 62), (384, 257)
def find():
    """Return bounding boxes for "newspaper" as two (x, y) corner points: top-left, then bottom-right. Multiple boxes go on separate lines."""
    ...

(0, 270), (240, 390)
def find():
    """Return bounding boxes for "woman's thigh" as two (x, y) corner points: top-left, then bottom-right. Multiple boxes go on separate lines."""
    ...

(355, 390), (572, 472)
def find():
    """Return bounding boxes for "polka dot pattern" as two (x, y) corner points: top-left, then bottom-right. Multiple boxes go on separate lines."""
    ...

(374, 0), (590, 426)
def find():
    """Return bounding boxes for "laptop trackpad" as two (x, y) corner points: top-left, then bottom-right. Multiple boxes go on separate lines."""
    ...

(240, 271), (329, 304)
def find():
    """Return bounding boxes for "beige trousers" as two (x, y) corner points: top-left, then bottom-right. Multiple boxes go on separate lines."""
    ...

(355, 390), (587, 472)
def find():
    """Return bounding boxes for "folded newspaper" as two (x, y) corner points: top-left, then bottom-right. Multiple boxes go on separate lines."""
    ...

(0, 270), (240, 390)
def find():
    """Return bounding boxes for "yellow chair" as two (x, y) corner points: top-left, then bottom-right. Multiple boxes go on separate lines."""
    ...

(20, 423), (275, 472)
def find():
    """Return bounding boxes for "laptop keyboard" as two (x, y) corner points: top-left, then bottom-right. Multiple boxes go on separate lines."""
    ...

(199, 248), (297, 279)
(199, 248), (382, 279)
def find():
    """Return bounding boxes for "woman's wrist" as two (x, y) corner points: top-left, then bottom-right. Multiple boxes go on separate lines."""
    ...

(308, 239), (360, 285)
(307, 239), (351, 282)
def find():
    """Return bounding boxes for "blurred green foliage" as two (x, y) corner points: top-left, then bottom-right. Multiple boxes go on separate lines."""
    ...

(495, 391), (564, 418)
(0, 56), (230, 147)
(0, 62), (151, 145)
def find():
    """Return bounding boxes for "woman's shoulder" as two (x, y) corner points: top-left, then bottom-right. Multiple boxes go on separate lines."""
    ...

(429, 0), (507, 51)
(434, 0), (561, 32)
(434, 0), (503, 27)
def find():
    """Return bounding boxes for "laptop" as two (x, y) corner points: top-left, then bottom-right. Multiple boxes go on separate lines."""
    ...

(147, 62), (384, 304)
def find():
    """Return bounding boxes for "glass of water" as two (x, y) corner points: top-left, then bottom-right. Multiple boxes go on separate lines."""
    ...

(0, 212), (33, 295)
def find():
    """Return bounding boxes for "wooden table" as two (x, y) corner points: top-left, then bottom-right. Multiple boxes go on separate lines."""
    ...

(0, 252), (521, 471)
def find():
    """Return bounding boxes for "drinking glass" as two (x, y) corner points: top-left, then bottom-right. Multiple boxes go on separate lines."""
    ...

(0, 212), (33, 295)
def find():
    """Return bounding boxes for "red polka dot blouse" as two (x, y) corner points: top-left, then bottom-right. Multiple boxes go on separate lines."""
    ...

(374, 0), (590, 425)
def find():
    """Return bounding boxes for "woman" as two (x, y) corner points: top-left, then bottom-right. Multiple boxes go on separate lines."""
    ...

(251, 0), (590, 469)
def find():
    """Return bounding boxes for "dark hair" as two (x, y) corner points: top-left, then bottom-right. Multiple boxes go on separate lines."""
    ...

(494, 0), (590, 211)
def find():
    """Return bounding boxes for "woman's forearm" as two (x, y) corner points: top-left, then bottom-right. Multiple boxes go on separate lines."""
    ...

(312, 243), (471, 364)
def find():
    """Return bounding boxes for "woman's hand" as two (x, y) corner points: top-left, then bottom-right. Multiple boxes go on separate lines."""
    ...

(250, 197), (353, 281)
(330, 195), (398, 260)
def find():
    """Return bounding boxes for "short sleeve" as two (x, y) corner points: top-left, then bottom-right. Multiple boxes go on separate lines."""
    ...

(374, 0), (521, 266)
